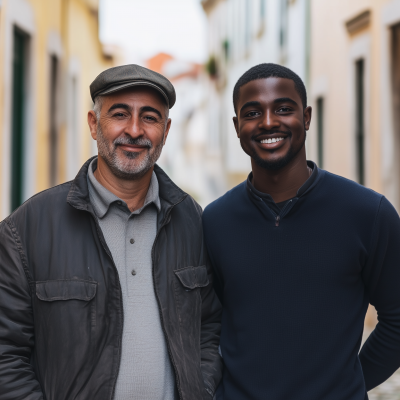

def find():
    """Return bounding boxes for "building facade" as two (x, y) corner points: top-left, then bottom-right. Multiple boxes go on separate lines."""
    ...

(201, 0), (311, 194)
(309, 0), (400, 209)
(0, 0), (116, 218)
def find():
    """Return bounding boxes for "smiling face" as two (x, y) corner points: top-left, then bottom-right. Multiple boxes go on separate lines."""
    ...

(233, 77), (312, 171)
(88, 86), (171, 180)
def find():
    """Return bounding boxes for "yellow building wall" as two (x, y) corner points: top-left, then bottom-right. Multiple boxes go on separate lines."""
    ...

(0, 0), (114, 218)
(66, 0), (114, 178)
(30, 0), (63, 192)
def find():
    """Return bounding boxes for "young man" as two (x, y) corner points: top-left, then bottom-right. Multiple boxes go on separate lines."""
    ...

(202, 63), (400, 399)
(0, 64), (222, 399)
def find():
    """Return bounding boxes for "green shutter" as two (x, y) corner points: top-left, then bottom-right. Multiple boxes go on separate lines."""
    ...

(11, 28), (27, 211)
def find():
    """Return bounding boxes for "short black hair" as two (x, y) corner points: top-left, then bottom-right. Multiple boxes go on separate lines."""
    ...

(233, 63), (307, 113)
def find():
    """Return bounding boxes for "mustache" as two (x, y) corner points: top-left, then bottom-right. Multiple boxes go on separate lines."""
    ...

(252, 130), (292, 140)
(113, 136), (152, 148)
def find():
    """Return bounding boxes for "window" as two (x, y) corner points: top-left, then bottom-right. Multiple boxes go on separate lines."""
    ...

(260, 0), (266, 19)
(67, 74), (80, 179)
(11, 27), (28, 211)
(316, 97), (324, 169)
(259, 0), (266, 35)
(49, 55), (58, 186)
(223, 39), (230, 61)
(245, 0), (251, 48)
(355, 59), (365, 185)
(280, 0), (288, 49)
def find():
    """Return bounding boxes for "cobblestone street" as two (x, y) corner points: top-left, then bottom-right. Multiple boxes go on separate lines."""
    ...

(369, 369), (400, 400)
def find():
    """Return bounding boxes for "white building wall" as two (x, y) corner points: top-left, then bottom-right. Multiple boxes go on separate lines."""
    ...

(202, 0), (309, 190)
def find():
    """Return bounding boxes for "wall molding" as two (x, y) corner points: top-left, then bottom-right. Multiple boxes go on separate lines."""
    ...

(345, 10), (371, 35)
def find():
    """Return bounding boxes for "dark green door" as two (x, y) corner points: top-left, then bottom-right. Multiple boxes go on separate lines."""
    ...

(11, 28), (27, 211)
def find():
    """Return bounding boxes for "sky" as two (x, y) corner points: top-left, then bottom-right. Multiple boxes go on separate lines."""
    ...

(100, 0), (208, 65)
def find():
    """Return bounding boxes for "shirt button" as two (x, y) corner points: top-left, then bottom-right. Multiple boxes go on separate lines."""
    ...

(130, 238), (135, 244)
(131, 269), (136, 276)
(117, 201), (122, 205)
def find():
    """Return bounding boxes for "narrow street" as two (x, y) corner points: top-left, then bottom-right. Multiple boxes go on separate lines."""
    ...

(369, 370), (400, 399)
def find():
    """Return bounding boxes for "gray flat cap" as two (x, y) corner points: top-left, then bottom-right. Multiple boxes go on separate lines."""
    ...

(90, 64), (176, 108)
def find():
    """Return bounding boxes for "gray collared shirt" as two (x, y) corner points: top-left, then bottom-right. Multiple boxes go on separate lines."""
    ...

(87, 158), (175, 400)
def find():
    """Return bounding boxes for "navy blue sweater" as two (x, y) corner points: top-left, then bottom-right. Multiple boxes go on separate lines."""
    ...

(203, 165), (400, 400)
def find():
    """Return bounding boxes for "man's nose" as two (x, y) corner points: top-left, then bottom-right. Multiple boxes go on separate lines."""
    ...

(259, 109), (280, 131)
(125, 114), (143, 137)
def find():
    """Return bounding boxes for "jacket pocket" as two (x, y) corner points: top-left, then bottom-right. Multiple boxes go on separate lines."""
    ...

(33, 279), (98, 379)
(174, 266), (209, 290)
(173, 266), (207, 383)
(35, 279), (97, 301)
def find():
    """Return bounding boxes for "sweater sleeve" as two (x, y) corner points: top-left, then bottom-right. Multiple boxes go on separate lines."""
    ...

(359, 196), (400, 391)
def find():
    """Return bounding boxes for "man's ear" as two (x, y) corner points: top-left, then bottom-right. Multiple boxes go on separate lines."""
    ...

(88, 111), (98, 140)
(304, 106), (312, 131)
(163, 118), (172, 146)
(233, 116), (239, 137)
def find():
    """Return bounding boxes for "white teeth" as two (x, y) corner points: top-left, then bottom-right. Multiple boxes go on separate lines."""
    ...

(260, 137), (284, 144)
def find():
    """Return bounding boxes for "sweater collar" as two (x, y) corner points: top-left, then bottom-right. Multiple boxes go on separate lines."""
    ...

(246, 160), (319, 203)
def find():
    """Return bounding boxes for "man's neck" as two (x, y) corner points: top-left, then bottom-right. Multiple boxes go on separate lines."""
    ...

(94, 156), (154, 212)
(251, 150), (309, 204)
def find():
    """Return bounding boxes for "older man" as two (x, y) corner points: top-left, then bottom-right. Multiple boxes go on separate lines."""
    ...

(0, 65), (222, 400)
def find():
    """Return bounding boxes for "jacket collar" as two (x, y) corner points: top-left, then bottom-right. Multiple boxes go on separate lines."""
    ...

(87, 158), (161, 218)
(67, 157), (187, 213)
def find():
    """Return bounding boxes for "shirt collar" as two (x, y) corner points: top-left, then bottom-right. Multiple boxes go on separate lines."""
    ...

(87, 157), (161, 219)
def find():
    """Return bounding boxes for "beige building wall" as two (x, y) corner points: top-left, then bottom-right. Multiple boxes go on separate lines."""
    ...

(309, 0), (399, 200)
(0, 0), (115, 219)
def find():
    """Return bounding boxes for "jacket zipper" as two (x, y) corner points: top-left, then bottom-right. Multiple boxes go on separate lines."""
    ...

(151, 198), (186, 400)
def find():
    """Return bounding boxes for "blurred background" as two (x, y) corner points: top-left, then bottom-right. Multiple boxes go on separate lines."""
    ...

(0, 0), (400, 397)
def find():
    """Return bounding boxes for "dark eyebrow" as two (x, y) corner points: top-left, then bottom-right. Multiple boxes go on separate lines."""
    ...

(108, 103), (132, 113)
(274, 97), (298, 106)
(141, 106), (163, 119)
(239, 101), (261, 113)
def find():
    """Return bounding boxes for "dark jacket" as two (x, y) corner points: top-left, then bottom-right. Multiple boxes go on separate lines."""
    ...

(0, 158), (222, 400)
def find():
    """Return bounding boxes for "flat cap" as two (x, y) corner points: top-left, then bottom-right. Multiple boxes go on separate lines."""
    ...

(90, 64), (176, 108)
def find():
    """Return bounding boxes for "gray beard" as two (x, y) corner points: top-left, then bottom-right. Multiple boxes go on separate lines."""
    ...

(96, 124), (164, 180)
